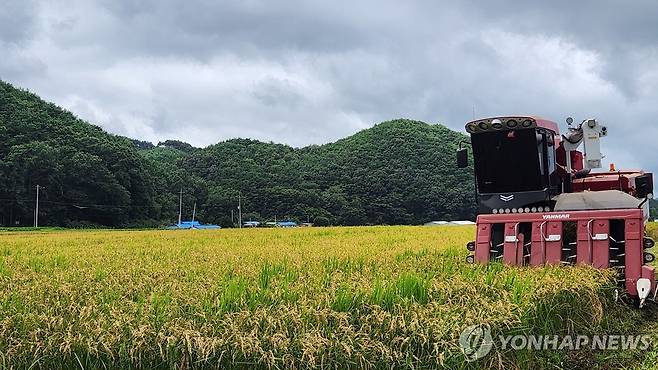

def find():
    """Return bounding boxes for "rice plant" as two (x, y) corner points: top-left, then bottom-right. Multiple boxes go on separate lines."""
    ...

(0, 225), (645, 369)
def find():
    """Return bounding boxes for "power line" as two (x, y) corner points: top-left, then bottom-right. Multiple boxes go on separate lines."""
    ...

(177, 187), (183, 224)
(238, 191), (242, 229)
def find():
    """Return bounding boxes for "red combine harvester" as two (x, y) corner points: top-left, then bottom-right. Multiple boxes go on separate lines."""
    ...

(457, 116), (656, 307)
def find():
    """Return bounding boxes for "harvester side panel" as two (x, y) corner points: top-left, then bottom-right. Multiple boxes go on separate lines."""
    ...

(530, 221), (565, 265)
(592, 220), (610, 269)
(529, 221), (559, 265)
(517, 233), (525, 265)
(576, 220), (592, 265)
(475, 223), (491, 263)
(545, 222), (563, 265)
(530, 222), (545, 265)
(625, 218), (643, 296)
(503, 223), (522, 265)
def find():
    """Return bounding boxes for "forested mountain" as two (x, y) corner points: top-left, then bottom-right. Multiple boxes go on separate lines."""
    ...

(0, 80), (475, 227)
(0, 81), (157, 227)
(179, 121), (476, 226)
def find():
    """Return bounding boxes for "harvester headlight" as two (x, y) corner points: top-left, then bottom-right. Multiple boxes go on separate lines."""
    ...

(524, 207), (530, 213)
(644, 237), (655, 249)
(521, 119), (533, 128)
(478, 121), (489, 130)
(511, 208), (517, 213)
(467, 124), (478, 133)
(498, 208), (505, 214)
(648, 193), (654, 200)
(492, 208), (498, 214)
(491, 119), (503, 129)
(644, 252), (655, 264)
(506, 119), (518, 128)
(504, 208), (511, 214)
(517, 208), (524, 213)
(531, 207), (537, 213)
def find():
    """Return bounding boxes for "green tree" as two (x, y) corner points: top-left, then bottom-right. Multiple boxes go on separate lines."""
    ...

(0, 79), (477, 227)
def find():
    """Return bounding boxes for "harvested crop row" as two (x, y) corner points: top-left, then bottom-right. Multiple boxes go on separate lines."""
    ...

(0, 226), (623, 369)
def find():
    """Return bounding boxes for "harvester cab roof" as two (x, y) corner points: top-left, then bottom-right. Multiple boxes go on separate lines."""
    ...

(458, 116), (648, 215)
(460, 116), (562, 214)
(458, 115), (656, 307)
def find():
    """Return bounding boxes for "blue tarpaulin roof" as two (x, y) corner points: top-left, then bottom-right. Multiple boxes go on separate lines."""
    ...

(167, 220), (221, 230)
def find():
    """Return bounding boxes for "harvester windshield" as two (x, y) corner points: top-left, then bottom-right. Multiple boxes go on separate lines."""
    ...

(472, 129), (542, 193)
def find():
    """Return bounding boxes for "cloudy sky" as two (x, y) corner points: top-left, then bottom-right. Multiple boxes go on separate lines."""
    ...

(1, 0), (658, 171)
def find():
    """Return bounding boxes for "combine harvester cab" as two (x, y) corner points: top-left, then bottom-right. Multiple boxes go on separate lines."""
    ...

(457, 116), (656, 307)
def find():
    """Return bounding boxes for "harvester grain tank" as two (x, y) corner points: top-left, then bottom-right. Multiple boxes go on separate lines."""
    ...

(457, 116), (655, 307)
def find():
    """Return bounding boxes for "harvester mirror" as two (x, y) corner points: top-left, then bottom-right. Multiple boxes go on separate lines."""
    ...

(457, 148), (468, 168)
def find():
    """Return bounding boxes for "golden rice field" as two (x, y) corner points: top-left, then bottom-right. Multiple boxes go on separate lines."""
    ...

(0, 226), (651, 369)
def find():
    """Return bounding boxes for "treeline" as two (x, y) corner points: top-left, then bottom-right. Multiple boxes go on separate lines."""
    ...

(0, 80), (476, 227)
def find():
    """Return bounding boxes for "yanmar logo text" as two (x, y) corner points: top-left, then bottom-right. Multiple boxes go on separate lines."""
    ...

(542, 214), (570, 220)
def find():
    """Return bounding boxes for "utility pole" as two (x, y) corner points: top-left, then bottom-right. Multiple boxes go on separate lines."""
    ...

(231, 209), (234, 225)
(238, 191), (242, 229)
(191, 202), (196, 223)
(34, 184), (40, 228)
(178, 188), (183, 225)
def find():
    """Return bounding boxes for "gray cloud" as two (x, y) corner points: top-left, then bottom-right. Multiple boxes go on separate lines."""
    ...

(0, 0), (37, 44)
(1, 0), (658, 173)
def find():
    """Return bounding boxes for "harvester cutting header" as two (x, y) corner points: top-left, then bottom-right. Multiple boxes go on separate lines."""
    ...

(457, 116), (655, 307)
